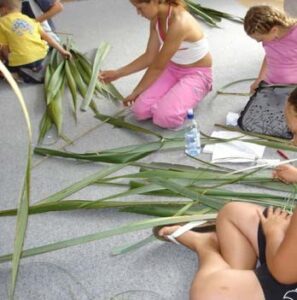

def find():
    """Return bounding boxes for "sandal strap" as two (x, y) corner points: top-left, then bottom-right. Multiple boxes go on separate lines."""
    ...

(167, 234), (181, 245)
(165, 220), (208, 245)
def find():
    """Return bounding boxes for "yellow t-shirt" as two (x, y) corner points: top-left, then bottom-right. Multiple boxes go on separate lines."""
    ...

(0, 12), (48, 66)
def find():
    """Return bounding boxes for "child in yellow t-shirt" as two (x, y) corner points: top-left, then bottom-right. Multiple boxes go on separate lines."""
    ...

(0, 0), (70, 82)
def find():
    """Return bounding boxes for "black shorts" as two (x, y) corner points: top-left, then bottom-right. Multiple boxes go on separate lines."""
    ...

(8, 59), (44, 73)
(8, 59), (45, 83)
(254, 208), (297, 300)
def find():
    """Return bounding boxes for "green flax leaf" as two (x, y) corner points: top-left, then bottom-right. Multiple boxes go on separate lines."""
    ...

(0, 61), (32, 299)
(80, 42), (111, 111)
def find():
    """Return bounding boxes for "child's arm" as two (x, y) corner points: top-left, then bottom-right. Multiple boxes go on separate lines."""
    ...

(250, 57), (267, 93)
(40, 30), (71, 59)
(35, 0), (63, 23)
(261, 207), (297, 284)
(273, 164), (297, 184)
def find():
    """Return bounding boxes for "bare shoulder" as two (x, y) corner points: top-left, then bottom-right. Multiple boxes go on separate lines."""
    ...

(169, 6), (203, 38)
(168, 7), (185, 27)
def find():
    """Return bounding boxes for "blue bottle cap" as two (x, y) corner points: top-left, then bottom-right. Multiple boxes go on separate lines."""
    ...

(187, 109), (194, 119)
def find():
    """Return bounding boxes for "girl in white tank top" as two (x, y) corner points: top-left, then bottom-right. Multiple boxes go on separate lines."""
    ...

(99, 0), (212, 129)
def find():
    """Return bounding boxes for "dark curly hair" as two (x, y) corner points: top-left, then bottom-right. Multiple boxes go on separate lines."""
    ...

(288, 87), (297, 114)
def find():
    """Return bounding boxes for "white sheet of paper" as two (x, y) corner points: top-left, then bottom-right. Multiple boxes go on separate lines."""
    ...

(203, 131), (266, 163)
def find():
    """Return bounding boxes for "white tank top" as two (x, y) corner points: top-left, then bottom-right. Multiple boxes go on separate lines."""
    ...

(156, 6), (209, 65)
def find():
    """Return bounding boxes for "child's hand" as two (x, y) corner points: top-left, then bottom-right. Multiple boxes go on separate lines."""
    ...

(123, 92), (138, 107)
(250, 79), (261, 94)
(61, 50), (72, 60)
(259, 207), (291, 238)
(98, 70), (120, 83)
(273, 164), (297, 184)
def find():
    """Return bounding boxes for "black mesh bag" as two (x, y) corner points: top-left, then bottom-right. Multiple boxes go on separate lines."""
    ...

(238, 82), (296, 139)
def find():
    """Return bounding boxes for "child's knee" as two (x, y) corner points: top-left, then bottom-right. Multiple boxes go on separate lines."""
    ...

(132, 98), (152, 121)
(152, 110), (185, 129)
(218, 202), (260, 224)
(218, 202), (242, 219)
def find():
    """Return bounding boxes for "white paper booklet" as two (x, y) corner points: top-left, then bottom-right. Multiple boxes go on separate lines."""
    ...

(203, 131), (266, 163)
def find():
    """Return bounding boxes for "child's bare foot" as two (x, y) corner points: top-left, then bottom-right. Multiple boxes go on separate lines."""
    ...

(158, 225), (218, 252)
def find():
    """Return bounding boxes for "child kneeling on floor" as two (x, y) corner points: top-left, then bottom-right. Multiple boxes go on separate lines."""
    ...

(0, 0), (70, 83)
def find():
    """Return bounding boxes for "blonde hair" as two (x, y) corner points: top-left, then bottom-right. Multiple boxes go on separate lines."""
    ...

(0, 0), (21, 10)
(132, 0), (187, 8)
(244, 5), (297, 35)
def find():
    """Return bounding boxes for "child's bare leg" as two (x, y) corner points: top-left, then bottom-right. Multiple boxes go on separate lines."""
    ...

(159, 226), (228, 273)
(216, 202), (264, 269)
(159, 227), (264, 300)
(191, 260), (265, 300)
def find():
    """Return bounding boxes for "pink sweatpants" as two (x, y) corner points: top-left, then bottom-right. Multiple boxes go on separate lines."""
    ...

(132, 62), (212, 129)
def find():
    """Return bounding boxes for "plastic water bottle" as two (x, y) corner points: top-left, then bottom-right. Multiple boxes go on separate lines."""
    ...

(184, 109), (201, 156)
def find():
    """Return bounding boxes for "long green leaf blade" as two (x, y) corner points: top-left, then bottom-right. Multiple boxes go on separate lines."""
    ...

(80, 42), (111, 111)
(95, 112), (163, 139)
(0, 61), (32, 299)
(45, 61), (65, 104)
(0, 214), (217, 264)
(37, 164), (126, 204)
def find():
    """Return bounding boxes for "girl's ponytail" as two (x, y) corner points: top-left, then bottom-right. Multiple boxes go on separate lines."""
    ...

(244, 5), (297, 35)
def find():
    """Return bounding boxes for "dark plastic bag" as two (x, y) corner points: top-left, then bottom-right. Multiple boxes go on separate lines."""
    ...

(238, 82), (296, 139)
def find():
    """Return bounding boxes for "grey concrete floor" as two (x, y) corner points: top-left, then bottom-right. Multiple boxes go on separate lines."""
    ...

(0, 0), (285, 299)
